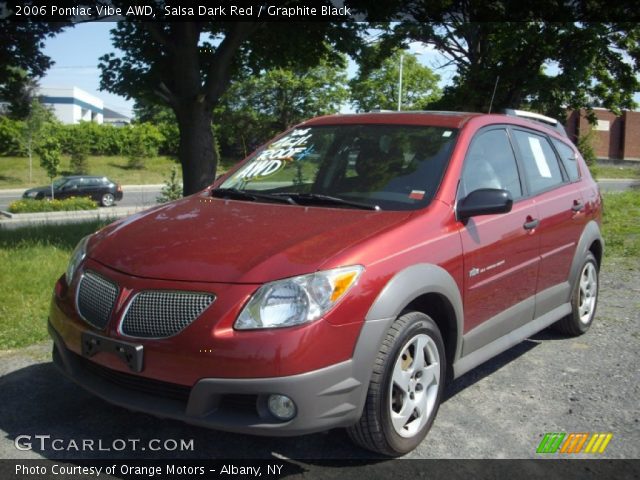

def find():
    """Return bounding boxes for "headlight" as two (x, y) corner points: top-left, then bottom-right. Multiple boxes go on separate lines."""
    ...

(235, 266), (364, 330)
(65, 236), (89, 284)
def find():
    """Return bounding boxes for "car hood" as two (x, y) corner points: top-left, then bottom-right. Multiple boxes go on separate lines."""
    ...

(88, 193), (412, 283)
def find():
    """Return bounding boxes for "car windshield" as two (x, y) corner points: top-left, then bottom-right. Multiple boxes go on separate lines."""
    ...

(219, 124), (459, 211)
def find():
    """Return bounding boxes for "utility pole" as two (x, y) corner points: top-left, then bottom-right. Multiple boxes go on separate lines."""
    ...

(397, 53), (404, 111)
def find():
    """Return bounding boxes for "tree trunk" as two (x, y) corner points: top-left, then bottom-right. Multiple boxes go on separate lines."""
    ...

(175, 102), (218, 196)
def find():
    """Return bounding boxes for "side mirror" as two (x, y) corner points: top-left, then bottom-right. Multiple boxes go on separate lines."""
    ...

(457, 188), (513, 220)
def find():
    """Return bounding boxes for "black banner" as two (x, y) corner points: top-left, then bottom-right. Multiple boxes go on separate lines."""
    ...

(2, 0), (640, 22)
(2, 459), (640, 480)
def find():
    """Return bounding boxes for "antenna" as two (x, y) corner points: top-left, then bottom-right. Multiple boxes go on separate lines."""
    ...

(488, 75), (500, 113)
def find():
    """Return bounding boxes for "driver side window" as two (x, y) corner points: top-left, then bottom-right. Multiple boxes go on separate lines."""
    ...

(461, 129), (522, 200)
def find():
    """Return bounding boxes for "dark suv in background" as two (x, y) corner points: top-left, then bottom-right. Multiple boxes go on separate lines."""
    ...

(23, 175), (123, 207)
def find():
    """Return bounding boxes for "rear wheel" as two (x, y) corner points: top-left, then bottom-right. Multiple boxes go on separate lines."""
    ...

(100, 193), (115, 207)
(554, 251), (599, 336)
(347, 311), (446, 456)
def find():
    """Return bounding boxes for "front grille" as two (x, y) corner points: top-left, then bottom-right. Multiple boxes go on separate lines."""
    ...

(77, 271), (119, 330)
(74, 352), (191, 403)
(120, 291), (214, 338)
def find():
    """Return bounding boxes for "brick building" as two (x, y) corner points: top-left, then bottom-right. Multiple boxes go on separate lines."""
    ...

(566, 108), (640, 161)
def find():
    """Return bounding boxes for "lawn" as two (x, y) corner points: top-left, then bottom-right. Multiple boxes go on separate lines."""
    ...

(601, 190), (640, 258)
(0, 155), (241, 189)
(0, 190), (637, 350)
(0, 220), (109, 349)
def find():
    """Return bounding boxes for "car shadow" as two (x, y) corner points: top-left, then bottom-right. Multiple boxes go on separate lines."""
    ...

(0, 335), (547, 464)
(443, 337), (541, 400)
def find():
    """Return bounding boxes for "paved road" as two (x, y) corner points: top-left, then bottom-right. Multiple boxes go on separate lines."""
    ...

(598, 179), (640, 192)
(1, 180), (637, 212)
(0, 258), (637, 461)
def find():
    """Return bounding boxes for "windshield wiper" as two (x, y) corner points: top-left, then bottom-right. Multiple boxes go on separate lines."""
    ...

(211, 188), (296, 205)
(274, 193), (380, 211)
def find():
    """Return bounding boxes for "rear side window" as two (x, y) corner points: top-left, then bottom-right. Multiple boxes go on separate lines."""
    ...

(461, 129), (523, 199)
(552, 139), (580, 181)
(512, 130), (564, 194)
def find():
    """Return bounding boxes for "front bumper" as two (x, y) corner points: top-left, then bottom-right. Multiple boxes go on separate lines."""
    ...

(49, 320), (380, 436)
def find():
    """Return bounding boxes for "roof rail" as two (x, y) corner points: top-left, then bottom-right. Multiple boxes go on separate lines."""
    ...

(503, 108), (567, 137)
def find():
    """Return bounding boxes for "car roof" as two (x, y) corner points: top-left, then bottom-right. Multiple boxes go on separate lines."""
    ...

(300, 111), (568, 139)
(63, 175), (109, 180)
(302, 111), (482, 129)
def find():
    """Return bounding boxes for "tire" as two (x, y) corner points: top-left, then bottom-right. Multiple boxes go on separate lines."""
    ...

(347, 311), (446, 456)
(100, 193), (115, 207)
(554, 251), (599, 336)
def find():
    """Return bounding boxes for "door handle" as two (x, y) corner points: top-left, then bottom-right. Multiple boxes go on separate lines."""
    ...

(572, 201), (584, 212)
(523, 218), (540, 230)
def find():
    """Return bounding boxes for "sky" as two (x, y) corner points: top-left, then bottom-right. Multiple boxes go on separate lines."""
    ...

(40, 23), (638, 119)
(40, 24), (456, 119)
(41, 22), (134, 116)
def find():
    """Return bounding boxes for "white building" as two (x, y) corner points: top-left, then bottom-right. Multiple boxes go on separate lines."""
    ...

(39, 86), (104, 124)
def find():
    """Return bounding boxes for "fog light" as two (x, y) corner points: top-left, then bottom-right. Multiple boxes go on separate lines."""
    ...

(267, 394), (296, 421)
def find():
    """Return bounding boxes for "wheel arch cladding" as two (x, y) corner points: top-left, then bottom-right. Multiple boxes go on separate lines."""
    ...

(365, 264), (463, 379)
(568, 221), (603, 298)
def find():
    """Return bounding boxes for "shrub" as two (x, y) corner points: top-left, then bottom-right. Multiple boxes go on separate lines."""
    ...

(156, 165), (183, 203)
(68, 124), (91, 174)
(123, 122), (164, 169)
(8, 197), (98, 213)
(577, 128), (599, 178)
(0, 116), (25, 155)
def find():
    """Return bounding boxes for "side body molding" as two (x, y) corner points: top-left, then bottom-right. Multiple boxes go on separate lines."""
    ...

(364, 263), (464, 364)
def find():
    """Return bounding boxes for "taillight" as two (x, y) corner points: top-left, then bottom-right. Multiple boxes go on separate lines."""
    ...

(117, 184), (122, 192)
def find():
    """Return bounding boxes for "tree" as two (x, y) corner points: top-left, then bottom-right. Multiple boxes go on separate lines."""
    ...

(68, 124), (91, 174)
(350, 48), (441, 112)
(0, 20), (67, 118)
(99, 20), (364, 195)
(387, 15), (639, 118)
(35, 134), (61, 199)
(20, 99), (57, 184)
(218, 58), (349, 157)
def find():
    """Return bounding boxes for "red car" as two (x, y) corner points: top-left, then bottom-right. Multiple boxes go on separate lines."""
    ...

(49, 110), (602, 456)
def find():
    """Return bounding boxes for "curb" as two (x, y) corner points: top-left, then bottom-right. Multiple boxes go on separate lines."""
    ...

(0, 206), (152, 230)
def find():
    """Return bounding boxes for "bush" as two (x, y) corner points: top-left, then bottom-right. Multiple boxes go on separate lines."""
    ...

(0, 116), (25, 156)
(8, 197), (98, 213)
(124, 122), (164, 169)
(577, 129), (599, 178)
(68, 124), (91, 174)
(156, 165), (183, 203)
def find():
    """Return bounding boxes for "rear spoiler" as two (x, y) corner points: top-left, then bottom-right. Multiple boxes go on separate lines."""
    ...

(503, 109), (568, 138)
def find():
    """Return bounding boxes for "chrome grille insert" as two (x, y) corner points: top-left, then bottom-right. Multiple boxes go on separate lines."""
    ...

(76, 271), (119, 330)
(120, 291), (215, 338)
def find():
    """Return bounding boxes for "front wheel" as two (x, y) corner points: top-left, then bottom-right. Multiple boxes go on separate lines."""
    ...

(100, 193), (115, 207)
(347, 311), (446, 456)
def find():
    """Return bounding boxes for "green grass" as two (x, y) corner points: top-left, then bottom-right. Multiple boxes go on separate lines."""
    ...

(0, 189), (637, 350)
(0, 155), (181, 189)
(0, 221), (109, 349)
(602, 190), (640, 258)
(0, 155), (241, 189)
(597, 163), (640, 179)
